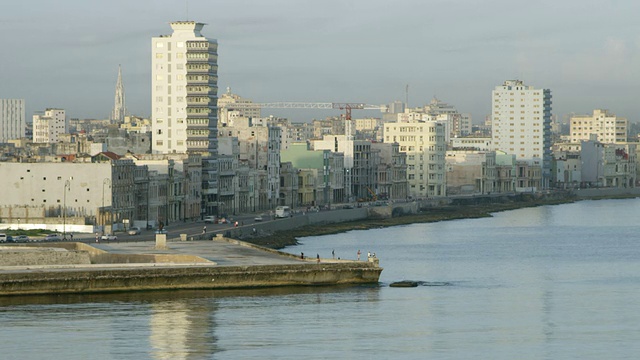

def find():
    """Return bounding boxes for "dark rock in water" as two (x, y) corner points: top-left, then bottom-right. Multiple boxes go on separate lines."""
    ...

(390, 281), (419, 288)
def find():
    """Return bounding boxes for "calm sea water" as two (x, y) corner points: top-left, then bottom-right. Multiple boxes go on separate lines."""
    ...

(2, 199), (640, 359)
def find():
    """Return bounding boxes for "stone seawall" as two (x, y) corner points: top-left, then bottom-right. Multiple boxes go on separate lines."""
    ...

(0, 262), (383, 296)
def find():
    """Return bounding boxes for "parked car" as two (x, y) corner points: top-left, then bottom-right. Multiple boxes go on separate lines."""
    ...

(16, 235), (29, 242)
(101, 234), (118, 241)
(44, 234), (61, 242)
(127, 227), (141, 235)
(0, 234), (7, 243)
(204, 216), (216, 224)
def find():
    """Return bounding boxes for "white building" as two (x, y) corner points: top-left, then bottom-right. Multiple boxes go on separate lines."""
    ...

(570, 109), (627, 144)
(0, 99), (26, 143)
(383, 121), (447, 198)
(33, 108), (66, 143)
(491, 80), (552, 188)
(151, 21), (219, 215)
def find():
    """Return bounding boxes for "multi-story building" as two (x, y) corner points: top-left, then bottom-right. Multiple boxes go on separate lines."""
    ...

(383, 121), (447, 198)
(281, 142), (346, 206)
(580, 140), (637, 188)
(491, 80), (552, 188)
(371, 142), (408, 200)
(217, 87), (261, 125)
(0, 99), (26, 143)
(218, 117), (281, 211)
(570, 109), (627, 144)
(33, 108), (67, 144)
(151, 21), (219, 215)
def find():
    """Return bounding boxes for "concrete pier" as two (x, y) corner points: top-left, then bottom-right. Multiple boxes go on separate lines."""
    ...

(0, 237), (382, 296)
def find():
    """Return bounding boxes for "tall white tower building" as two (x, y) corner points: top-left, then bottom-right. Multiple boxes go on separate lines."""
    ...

(33, 108), (66, 143)
(0, 99), (26, 143)
(152, 21), (219, 215)
(491, 80), (552, 187)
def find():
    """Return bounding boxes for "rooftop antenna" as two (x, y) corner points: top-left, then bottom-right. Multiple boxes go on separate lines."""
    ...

(405, 84), (409, 108)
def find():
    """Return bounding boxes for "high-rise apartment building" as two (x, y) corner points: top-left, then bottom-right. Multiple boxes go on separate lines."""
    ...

(570, 109), (627, 144)
(0, 99), (26, 143)
(151, 21), (219, 215)
(33, 108), (66, 143)
(491, 80), (552, 187)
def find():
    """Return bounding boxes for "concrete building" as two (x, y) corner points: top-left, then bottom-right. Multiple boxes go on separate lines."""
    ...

(371, 142), (408, 200)
(0, 159), (135, 234)
(451, 136), (493, 151)
(111, 65), (126, 124)
(491, 80), (552, 188)
(578, 139), (637, 188)
(217, 87), (261, 126)
(383, 121), (447, 198)
(151, 21), (219, 216)
(570, 109), (627, 144)
(33, 108), (67, 144)
(0, 99), (26, 143)
(281, 142), (346, 206)
(218, 117), (281, 212)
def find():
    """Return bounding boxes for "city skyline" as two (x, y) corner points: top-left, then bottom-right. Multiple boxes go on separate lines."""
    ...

(2, 0), (640, 122)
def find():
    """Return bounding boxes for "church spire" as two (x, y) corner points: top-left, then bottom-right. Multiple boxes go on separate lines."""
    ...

(111, 65), (126, 123)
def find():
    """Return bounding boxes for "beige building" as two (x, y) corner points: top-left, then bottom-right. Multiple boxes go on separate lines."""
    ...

(383, 121), (447, 198)
(33, 108), (66, 144)
(570, 109), (627, 144)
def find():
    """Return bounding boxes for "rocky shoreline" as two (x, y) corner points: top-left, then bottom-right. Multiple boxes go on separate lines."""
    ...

(244, 195), (579, 249)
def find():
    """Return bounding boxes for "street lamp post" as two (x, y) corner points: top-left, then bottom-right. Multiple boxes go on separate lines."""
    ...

(63, 178), (71, 240)
(102, 178), (111, 233)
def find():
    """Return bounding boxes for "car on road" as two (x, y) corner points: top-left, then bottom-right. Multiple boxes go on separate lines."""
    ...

(127, 227), (141, 235)
(0, 234), (7, 243)
(204, 216), (216, 224)
(101, 234), (117, 241)
(44, 234), (61, 242)
(254, 215), (263, 222)
(16, 235), (30, 242)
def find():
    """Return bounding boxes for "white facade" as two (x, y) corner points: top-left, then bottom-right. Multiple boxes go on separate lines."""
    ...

(570, 109), (627, 144)
(33, 108), (66, 143)
(151, 21), (219, 215)
(0, 99), (26, 143)
(151, 21), (218, 155)
(383, 121), (447, 197)
(491, 80), (552, 187)
(312, 134), (355, 200)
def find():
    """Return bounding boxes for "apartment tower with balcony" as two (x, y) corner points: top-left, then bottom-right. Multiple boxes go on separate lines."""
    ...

(151, 21), (219, 215)
(491, 80), (552, 188)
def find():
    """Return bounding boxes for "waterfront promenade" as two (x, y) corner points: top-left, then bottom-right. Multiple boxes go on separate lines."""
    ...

(0, 236), (382, 296)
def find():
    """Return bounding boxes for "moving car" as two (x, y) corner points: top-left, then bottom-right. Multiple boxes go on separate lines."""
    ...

(101, 234), (118, 241)
(254, 215), (263, 222)
(127, 227), (141, 235)
(204, 216), (216, 224)
(44, 234), (60, 242)
(16, 235), (30, 242)
(0, 234), (7, 243)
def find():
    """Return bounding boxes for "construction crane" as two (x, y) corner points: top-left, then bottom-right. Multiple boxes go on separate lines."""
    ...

(224, 102), (387, 119)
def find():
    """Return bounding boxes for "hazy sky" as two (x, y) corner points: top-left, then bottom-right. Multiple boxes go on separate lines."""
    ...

(2, 0), (640, 123)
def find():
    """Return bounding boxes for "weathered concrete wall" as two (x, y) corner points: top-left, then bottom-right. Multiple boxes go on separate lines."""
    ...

(0, 262), (383, 296)
(572, 187), (640, 199)
(0, 247), (91, 266)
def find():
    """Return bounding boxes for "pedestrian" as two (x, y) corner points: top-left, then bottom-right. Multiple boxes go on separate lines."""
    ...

(203, 226), (206, 234)
(332, 249), (335, 259)
(357, 250), (361, 261)
(367, 251), (371, 258)
(70, 233), (73, 241)
(316, 254), (320, 263)
(301, 252), (304, 259)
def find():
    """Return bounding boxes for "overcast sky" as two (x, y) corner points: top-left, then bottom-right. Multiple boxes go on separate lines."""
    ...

(2, 0), (640, 123)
